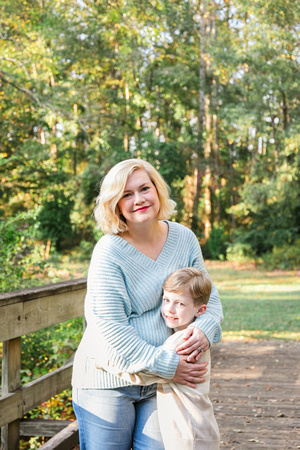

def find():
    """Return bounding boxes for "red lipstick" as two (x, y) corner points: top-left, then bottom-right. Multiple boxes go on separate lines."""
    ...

(134, 206), (150, 212)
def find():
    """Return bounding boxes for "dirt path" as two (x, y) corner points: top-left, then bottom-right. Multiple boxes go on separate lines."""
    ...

(210, 340), (300, 449)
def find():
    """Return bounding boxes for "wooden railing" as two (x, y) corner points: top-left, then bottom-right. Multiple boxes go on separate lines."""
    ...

(0, 278), (87, 450)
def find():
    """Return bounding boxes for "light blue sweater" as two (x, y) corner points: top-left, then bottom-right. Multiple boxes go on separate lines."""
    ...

(72, 221), (223, 389)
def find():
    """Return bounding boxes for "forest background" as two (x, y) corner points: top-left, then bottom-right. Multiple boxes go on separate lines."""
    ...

(0, 1), (299, 446)
(1, 0), (300, 293)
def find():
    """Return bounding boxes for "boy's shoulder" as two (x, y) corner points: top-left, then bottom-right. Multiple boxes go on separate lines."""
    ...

(163, 330), (186, 350)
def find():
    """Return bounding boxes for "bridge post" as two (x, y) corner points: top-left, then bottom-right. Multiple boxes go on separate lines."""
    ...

(1, 337), (21, 450)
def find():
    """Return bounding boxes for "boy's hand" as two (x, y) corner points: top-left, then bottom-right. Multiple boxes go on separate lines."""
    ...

(176, 327), (210, 362)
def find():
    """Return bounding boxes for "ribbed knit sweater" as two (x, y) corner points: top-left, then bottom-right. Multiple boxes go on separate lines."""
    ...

(72, 221), (223, 389)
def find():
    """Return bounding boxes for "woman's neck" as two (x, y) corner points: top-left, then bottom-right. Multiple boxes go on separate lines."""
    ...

(120, 220), (168, 260)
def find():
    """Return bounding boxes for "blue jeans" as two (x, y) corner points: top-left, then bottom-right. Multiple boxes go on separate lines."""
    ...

(72, 385), (164, 450)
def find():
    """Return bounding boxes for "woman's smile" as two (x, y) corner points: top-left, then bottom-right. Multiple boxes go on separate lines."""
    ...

(134, 206), (150, 213)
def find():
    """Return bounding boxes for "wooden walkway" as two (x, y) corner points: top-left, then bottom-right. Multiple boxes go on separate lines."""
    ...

(210, 340), (300, 449)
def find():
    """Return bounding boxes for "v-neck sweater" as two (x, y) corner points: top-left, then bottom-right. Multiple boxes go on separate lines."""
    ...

(72, 221), (223, 389)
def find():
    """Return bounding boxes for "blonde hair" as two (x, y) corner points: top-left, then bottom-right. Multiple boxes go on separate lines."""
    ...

(94, 158), (177, 234)
(163, 268), (212, 306)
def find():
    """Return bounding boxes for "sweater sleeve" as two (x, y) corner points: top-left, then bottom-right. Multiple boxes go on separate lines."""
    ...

(188, 231), (224, 345)
(94, 330), (188, 386)
(85, 239), (179, 379)
(95, 358), (167, 386)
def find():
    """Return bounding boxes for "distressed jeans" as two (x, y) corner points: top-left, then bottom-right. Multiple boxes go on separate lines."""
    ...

(72, 385), (164, 450)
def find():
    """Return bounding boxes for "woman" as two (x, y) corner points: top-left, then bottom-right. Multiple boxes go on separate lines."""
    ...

(72, 158), (223, 450)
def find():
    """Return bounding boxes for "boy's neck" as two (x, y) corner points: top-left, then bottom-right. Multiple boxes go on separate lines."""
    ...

(174, 320), (193, 333)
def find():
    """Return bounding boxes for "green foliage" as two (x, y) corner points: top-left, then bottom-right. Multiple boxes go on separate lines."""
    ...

(71, 239), (99, 263)
(0, 211), (42, 293)
(202, 226), (228, 260)
(228, 138), (300, 258)
(21, 318), (83, 383)
(1, 0), (300, 271)
(37, 190), (74, 250)
(259, 241), (300, 271)
(0, 219), (26, 291)
(226, 242), (255, 263)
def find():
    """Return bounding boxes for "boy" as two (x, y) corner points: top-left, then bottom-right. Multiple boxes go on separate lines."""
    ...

(96, 268), (220, 450)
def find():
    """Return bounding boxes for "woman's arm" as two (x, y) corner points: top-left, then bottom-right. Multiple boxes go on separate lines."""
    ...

(95, 328), (208, 388)
(85, 239), (178, 379)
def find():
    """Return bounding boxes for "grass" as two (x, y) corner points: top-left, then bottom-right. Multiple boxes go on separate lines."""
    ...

(206, 261), (300, 341)
(36, 258), (300, 342)
(9, 255), (300, 342)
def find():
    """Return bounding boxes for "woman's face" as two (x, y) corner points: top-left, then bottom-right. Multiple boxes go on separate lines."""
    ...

(117, 169), (160, 227)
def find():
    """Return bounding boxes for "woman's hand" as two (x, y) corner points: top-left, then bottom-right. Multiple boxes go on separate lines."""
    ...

(176, 327), (210, 362)
(172, 355), (208, 388)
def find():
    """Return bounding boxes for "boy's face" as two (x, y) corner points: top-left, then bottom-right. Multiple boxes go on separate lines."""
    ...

(161, 288), (206, 332)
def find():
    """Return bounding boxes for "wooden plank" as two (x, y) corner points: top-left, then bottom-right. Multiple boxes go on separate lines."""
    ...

(0, 303), (23, 342)
(219, 427), (299, 448)
(22, 362), (73, 416)
(210, 388), (297, 399)
(0, 278), (87, 306)
(2, 338), (21, 393)
(1, 421), (20, 450)
(0, 363), (73, 428)
(39, 420), (79, 450)
(23, 289), (85, 334)
(0, 289), (85, 341)
(20, 419), (73, 437)
(211, 400), (299, 418)
(1, 338), (21, 450)
(0, 391), (23, 427)
(210, 340), (300, 449)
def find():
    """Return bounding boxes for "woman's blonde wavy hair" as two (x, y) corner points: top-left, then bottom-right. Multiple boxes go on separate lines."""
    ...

(94, 158), (177, 234)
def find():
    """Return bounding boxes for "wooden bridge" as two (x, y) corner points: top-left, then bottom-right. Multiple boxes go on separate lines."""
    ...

(0, 279), (86, 449)
(1, 279), (299, 449)
(210, 340), (300, 449)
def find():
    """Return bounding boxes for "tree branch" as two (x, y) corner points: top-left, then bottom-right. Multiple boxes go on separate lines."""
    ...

(0, 70), (91, 143)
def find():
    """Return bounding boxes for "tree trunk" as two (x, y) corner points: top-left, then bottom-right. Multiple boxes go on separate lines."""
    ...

(229, 143), (236, 233)
(124, 82), (130, 151)
(204, 94), (212, 239)
(281, 89), (288, 131)
(192, 0), (207, 234)
(210, 2), (221, 224)
(155, 85), (160, 138)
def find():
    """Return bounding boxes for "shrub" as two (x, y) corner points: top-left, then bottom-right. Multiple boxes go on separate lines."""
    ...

(226, 242), (255, 263)
(259, 241), (300, 270)
(0, 212), (40, 293)
(202, 226), (228, 260)
(37, 190), (74, 251)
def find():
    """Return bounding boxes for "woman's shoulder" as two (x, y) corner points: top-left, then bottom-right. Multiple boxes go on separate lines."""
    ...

(167, 221), (197, 240)
(93, 233), (116, 250)
(91, 234), (125, 262)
